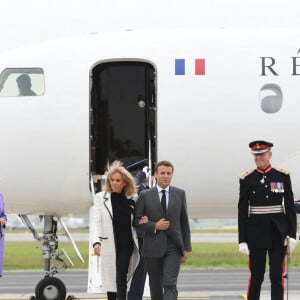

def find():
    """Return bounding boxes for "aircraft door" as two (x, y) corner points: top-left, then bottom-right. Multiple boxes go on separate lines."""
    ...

(90, 61), (156, 182)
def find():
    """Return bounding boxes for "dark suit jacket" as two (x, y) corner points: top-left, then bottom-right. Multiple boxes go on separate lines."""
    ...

(134, 186), (192, 257)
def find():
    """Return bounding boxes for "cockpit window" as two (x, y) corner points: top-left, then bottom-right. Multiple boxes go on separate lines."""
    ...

(0, 68), (45, 97)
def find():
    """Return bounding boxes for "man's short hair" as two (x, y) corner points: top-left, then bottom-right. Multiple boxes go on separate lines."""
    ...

(155, 160), (174, 173)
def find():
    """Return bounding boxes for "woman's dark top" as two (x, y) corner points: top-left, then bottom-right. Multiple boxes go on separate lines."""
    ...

(111, 191), (135, 254)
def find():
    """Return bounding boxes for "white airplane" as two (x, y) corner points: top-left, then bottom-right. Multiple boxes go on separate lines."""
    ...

(1, 0), (300, 299)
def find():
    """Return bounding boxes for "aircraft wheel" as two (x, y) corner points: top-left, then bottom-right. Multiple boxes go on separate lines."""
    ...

(35, 277), (67, 300)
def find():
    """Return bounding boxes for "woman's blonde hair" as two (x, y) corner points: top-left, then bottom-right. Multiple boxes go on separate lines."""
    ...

(103, 160), (137, 196)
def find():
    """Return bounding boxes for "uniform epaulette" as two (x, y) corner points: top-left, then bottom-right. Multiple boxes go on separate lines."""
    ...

(239, 169), (255, 180)
(274, 167), (290, 175)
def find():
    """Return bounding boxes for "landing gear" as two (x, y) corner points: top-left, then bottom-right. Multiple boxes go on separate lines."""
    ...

(18, 214), (85, 300)
(35, 276), (66, 300)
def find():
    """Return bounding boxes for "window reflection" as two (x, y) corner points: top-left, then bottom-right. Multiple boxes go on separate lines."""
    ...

(0, 68), (45, 97)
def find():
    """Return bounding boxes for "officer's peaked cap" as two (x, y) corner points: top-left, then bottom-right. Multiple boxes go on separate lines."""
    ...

(126, 159), (148, 172)
(249, 140), (273, 154)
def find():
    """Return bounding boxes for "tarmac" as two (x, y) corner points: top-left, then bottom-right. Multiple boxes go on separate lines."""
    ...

(2, 233), (299, 299)
(0, 292), (298, 300)
(0, 294), (228, 300)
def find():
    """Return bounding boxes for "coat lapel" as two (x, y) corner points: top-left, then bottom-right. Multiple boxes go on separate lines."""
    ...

(150, 187), (165, 214)
(103, 192), (113, 219)
(167, 186), (176, 216)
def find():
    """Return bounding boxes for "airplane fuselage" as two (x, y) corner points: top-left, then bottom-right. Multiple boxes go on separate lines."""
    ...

(0, 29), (300, 218)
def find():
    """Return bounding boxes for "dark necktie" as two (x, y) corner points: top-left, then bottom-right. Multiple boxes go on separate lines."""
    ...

(161, 190), (166, 215)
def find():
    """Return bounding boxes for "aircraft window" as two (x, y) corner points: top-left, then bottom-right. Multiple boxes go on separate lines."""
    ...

(0, 68), (45, 97)
(259, 83), (283, 113)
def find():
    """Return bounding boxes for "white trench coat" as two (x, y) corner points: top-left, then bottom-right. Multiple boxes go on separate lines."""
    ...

(90, 191), (140, 292)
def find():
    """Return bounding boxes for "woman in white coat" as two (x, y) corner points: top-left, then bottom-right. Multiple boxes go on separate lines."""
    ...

(90, 161), (139, 300)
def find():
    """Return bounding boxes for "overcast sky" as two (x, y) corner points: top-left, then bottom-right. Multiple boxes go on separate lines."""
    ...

(1, 0), (300, 52)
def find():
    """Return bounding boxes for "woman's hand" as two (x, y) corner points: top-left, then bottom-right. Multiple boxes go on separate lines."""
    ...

(139, 216), (149, 224)
(93, 243), (101, 256)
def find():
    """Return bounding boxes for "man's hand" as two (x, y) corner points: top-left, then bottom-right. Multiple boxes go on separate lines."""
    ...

(155, 218), (170, 231)
(285, 236), (297, 253)
(239, 242), (250, 255)
(181, 250), (189, 263)
(142, 166), (151, 179)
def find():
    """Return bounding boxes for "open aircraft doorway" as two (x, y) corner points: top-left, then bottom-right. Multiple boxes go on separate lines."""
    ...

(90, 61), (157, 186)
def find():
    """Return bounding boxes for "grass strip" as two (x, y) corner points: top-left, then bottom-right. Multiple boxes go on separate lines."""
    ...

(4, 241), (300, 270)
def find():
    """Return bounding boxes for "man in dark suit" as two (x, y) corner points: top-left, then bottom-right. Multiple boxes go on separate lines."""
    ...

(238, 140), (297, 300)
(134, 160), (191, 300)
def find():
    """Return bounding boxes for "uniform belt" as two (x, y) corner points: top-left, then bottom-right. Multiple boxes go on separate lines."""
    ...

(250, 205), (284, 214)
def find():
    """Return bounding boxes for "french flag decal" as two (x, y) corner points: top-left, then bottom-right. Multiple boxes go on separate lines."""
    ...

(195, 59), (205, 75)
(175, 59), (185, 75)
(175, 58), (205, 75)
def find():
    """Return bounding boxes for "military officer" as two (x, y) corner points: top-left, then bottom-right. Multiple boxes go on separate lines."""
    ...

(238, 140), (297, 300)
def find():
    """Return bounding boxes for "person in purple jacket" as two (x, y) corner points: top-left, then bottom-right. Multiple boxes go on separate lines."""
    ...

(0, 193), (7, 277)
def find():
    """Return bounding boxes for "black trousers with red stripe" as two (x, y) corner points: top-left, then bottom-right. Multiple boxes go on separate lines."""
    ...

(247, 233), (286, 300)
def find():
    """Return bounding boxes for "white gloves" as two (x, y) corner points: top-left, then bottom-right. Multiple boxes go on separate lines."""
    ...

(239, 238), (297, 256)
(142, 166), (151, 179)
(285, 237), (297, 254)
(239, 242), (250, 255)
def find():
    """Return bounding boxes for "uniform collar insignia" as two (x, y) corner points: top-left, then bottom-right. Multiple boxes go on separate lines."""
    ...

(256, 165), (272, 174)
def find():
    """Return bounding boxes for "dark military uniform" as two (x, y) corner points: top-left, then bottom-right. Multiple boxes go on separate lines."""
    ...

(238, 166), (296, 300)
